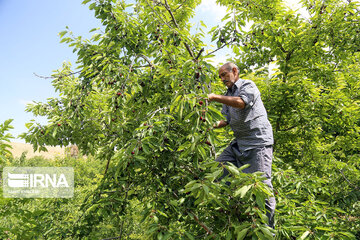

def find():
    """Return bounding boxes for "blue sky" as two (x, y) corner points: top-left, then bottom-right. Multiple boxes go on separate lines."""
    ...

(0, 0), (299, 143)
(0, 0), (102, 142)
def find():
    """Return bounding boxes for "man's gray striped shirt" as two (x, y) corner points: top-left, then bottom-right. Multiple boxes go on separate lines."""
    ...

(221, 78), (274, 151)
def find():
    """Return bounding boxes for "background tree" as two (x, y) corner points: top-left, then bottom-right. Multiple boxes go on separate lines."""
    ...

(0, 119), (14, 164)
(19, 0), (360, 239)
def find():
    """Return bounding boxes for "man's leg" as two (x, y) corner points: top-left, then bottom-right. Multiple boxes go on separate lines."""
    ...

(215, 142), (276, 228)
(215, 140), (239, 182)
(238, 146), (276, 229)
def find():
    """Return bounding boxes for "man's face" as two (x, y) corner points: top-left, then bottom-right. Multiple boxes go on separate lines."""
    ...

(219, 66), (238, 89)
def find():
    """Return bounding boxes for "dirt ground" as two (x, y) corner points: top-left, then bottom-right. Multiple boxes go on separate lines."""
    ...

(8, 142), (66, 159)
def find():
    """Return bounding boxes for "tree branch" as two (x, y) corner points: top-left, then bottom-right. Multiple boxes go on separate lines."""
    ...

(163, 0), (195, 59)
(174, 1), (187, 11)
(146, 107), (168, 119)
(145, 0), (196, 61)
(33, 70), (82, 79)
(278, 125), (297, 132)
(138, 54), (154, 69)
(163, 0), (179, 27)
(104, 156), (111, 175)
(339, 169), (359, 190)
(205, 42), (231, 57)
(188, 211), (215, 238)
(195, 48), (204, 60)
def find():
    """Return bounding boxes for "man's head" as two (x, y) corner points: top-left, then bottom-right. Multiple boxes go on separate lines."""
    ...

(219, 62), (239, 89)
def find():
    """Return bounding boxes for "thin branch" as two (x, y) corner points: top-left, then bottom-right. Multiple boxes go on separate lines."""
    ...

(188, 211), (215, 238)
(146, 0), (195, 62)
(164, 0), (179, 27)
(33, 70), (82, 79)
(144, 0), (172, 29)
(163, 0), (195, 59)
(146, 107), (168, 119)
(108, 11), (154, 71)
(133, 64), (153, 69)
(174, 1), (187, 11)
(340, 169), (359, 190)
(138, 54), (154, 68)
(195, 48), (204, 60)
(278, 125), (297, 132)
(118, 185), (129, 240)
(205, 42), (231, 57)
(100, 191), (117, 194)
(119, 220), (125, 240)
(267, 28), (288, 54)
(104, 156), (112, 175)
(277, 41), (288, 54)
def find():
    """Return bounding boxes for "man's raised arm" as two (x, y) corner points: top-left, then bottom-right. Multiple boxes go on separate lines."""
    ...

(207, 93), (245, 109)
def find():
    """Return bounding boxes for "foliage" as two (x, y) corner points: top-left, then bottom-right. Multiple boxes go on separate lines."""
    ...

(16, 0), (360, 239)
(0, 119), (14, 164)
(0, 155), (113, 239)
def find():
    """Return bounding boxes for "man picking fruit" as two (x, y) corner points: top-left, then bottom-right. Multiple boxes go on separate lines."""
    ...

(207, 62), (276, 229)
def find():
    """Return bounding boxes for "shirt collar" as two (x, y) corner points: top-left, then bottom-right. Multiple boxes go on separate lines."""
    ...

(229, 78), (242, 93)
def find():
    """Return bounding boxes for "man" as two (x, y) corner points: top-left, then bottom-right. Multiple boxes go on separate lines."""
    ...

(208, 62), (276, 229)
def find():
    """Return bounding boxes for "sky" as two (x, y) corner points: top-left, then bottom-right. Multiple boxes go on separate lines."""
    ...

(0, 0), (101, 142)
(0, 0), (301, 143)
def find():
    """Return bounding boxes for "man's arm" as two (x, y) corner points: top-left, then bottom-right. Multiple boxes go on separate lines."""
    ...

(207, 93), (245, 109)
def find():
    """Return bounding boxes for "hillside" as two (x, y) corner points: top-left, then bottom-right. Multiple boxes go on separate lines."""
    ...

(8, 142), (66, 159)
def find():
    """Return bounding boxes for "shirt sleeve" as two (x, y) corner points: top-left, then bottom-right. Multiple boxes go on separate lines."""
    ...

(238, 81), (260, 109)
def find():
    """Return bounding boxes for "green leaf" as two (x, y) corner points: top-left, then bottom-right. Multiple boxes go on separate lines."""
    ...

(184, 180), (197, 189)
(52, 127), (58, 138)
(238, 164), (250, 171)
(206, 169), (223, 182)
(157, 210), (168, 218)
(58, 30), (67, 38)
(299, 231), (310, 240)
(315, 227), (332, 231)
(256, 230), (267, 240)
(338, 232), (356, 238)
(200, 20), (207, 28)
(334, 207), (346, 213)
(184, 111), (196, 121)
(184, 232), (195, 240)
(260, 226), (274, 239)
(237, 227), (249, 240)
(255, 192), (266, 210)
(225, 164), (240, 176)
(234, 185), (252, 198)
(25, 122), (34, 129)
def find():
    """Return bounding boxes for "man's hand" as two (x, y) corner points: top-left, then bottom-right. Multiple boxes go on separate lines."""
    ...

(207, 93), (217, 102)
(213, 120), (228, 128)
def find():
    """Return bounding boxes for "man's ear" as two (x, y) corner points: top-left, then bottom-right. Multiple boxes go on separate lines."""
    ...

(232, 67), (238, 77)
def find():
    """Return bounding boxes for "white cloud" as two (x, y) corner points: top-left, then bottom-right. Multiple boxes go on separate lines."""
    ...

(284, 0), (302, 10)
(283, 0), (311, 19)
(196, 0), (228, 22)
